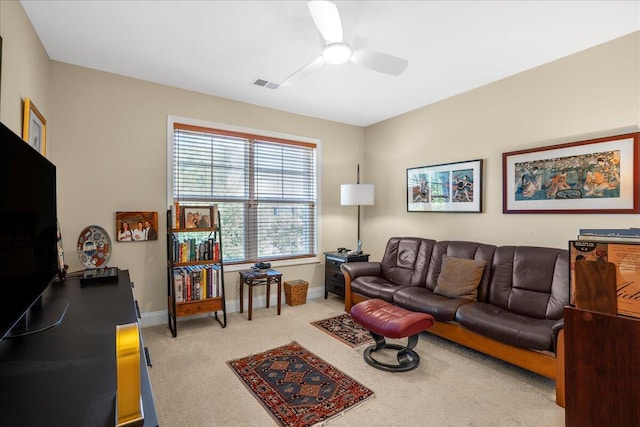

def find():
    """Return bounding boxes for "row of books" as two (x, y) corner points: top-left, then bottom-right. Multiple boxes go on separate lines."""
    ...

(172, 238), (220, 263)
(578, 228), (640, 243)
(173, 265), (222, 302)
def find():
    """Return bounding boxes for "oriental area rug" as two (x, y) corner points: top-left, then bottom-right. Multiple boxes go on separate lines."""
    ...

(311, 313), (374, 348)
(227, 341), (374, 427)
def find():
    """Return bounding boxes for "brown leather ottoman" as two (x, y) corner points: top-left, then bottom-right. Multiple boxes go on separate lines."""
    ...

(351, 299), (434, 372)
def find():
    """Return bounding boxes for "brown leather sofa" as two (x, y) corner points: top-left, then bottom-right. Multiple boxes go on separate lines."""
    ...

(341, 237), (569, 406)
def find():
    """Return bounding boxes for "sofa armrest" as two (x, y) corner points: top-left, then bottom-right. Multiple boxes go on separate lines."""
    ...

(551, 318), (564, 353)
(341, 262), (381, 312)
(340, 262), (382, 280)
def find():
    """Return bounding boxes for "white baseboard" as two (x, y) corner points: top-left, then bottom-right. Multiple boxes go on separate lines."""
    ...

(140, 286), (326, 328)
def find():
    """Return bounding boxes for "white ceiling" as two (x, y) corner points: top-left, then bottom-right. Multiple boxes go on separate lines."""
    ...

(20, 1), (640, 127)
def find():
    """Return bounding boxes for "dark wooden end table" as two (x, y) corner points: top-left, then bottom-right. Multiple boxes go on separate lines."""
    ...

(239, 269), (283, 320)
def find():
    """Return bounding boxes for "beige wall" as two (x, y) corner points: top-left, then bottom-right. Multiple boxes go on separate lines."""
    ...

(0, 0), (50, 135)
(363, 32), (640, 260)
(48, 61), (365, 318)
(3, 1), (640, 322)
(2, 0), (366, 322)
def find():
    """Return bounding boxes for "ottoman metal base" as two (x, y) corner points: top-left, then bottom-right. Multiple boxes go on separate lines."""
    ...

(363, 331), (420, 372)
(351, 298), (434, 373)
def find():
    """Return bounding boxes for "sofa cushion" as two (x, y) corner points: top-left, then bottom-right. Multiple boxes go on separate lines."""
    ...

(380, 237), (436, 287)
(455, 301), (558, 351)
(350, 276), (408, 303)
(487, 246), (569, 320)
(393, 286), (472, 321)
(425, 241), (497, 302)
(433, 256), (486, 300)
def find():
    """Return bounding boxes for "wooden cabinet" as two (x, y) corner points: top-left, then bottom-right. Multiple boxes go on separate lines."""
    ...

(167, 208), (226, 336)
(564, 306), (640, 426)
(0, 269), (157, 426)
(324, 251), (369, 298)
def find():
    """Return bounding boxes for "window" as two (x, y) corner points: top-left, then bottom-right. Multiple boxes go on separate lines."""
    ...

(171, 122), (317, 264)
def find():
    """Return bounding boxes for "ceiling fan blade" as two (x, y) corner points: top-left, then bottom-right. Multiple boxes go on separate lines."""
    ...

(308, 1), (343, 44)
(280, 56), (325, 87)
(351, 49), (408, 76)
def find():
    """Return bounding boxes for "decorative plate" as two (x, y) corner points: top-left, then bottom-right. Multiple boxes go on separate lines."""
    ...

(57, 219), (67, 279)
(77, 225), (112, 269)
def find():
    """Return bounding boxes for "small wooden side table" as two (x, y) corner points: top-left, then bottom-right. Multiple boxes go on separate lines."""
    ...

(239, 269), (283, 320)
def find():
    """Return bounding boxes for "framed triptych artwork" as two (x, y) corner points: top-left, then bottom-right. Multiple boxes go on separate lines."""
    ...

(407, 159), (483, 213)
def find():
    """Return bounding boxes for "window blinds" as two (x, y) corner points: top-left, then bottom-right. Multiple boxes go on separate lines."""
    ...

(173, 123), (317, 263)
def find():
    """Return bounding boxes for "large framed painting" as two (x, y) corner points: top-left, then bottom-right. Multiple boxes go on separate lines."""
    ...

(407, 159), (483, 213)
(503, 132), (640, 213)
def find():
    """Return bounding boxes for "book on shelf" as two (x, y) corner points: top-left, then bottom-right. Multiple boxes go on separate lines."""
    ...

(171, 202), (181, 229)
(578, 235), (640, 243)
(174, 272), (184, 303)
(185, 272), (191, 301)
(201, 267), (207, 299)
(579, 228), (640, 237)
(578, 228), (640, 243)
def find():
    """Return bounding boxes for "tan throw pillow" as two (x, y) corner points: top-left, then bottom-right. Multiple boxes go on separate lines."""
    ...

(433, 256), (487, 300)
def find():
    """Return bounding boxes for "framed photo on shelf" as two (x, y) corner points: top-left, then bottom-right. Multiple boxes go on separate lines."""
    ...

(22, 98), (47, 156)
(180, 206), (214, 229)
(115, 211), (159, 242)
(503, 132), (640, 214)
(407, 159), (483, 213)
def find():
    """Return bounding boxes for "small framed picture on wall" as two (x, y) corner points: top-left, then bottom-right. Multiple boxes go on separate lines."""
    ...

(23, 98), (47, 156)
(116, 211), (159, 242)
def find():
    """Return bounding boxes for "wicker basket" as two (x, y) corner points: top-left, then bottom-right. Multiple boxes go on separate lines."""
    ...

(284, 280), (309, 306)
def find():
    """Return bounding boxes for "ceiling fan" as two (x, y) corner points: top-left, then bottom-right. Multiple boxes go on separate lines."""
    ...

(280, 0), (409, 87)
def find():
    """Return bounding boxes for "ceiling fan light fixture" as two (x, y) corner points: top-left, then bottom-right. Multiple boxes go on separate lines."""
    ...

(322, 42), (352, 64)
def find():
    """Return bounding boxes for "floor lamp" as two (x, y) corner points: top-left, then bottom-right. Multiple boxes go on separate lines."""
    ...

(341, 164), (374, 254)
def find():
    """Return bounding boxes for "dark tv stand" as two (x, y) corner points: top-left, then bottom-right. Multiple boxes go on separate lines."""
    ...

(7, 296), (69, 338)
(0, 269), (157, 426)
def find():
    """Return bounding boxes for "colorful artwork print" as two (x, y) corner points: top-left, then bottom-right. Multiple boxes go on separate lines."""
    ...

(407, 159), (483, 213)
(503, 133), (639, 214)
(431, 171), (450, 203)
(452, 169), (474, 203)
(515, 149), (620, 201)
(411, 175), (429, 203)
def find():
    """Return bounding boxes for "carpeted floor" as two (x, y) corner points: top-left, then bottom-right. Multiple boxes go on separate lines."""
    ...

(142, 296), (565, 426)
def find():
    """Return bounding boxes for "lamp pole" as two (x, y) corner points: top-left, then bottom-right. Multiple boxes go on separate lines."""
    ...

(356, 164), (361, 243)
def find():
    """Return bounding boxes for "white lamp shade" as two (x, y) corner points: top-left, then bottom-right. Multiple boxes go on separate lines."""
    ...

(341, 184), (374, 206)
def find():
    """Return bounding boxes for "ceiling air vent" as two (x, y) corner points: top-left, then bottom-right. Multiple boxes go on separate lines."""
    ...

(251, 78), (280, 90)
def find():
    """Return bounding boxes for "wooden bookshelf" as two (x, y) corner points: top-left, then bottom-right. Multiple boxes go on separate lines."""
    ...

(166, 208), (226, 336)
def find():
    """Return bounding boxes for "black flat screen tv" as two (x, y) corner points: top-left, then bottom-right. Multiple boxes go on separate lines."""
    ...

(0, 121), (63, 340)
